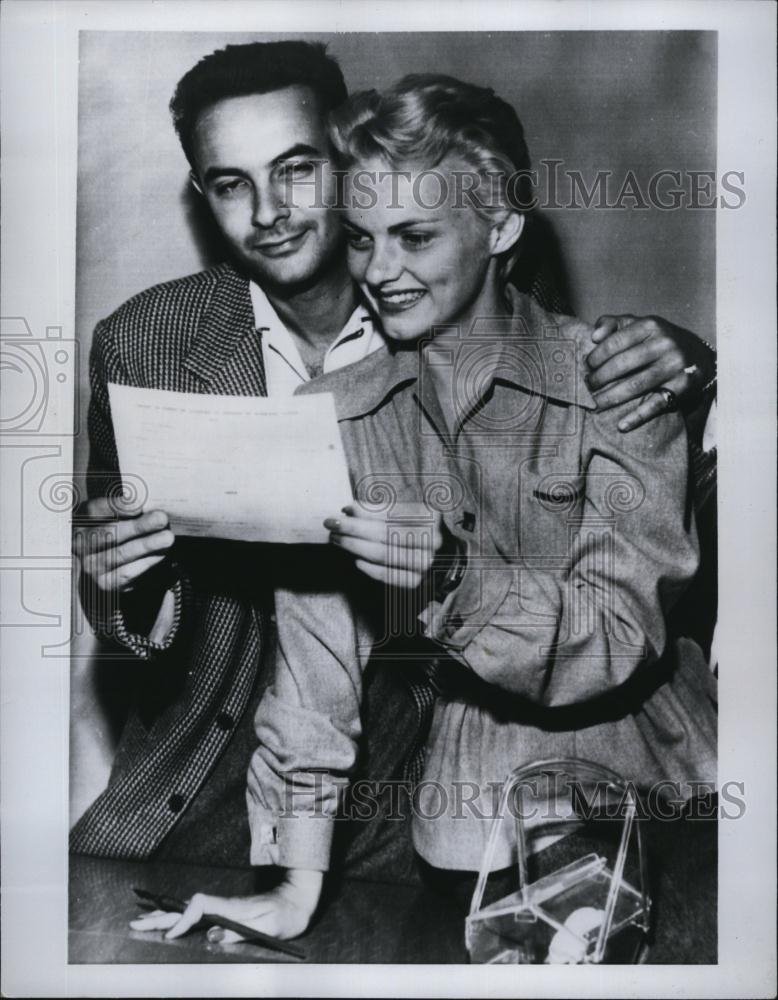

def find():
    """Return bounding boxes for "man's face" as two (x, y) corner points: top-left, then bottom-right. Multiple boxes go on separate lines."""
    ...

(191, 85), (343, 288)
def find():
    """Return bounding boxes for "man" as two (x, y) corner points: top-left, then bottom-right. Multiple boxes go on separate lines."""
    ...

(71, 40), (716, 872)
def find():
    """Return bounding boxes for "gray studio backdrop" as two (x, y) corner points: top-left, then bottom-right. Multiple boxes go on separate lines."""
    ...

(71, 30), (716, 820)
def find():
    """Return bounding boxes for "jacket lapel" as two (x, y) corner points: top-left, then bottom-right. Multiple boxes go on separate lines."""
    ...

(183, 263), (267, 397)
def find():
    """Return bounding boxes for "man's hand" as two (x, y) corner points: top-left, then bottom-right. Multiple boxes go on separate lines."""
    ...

(129, 869), (323, 942)
(73, 497), (175, 593)
(324, 502), (443, 589)
(585, 314), (716, 432)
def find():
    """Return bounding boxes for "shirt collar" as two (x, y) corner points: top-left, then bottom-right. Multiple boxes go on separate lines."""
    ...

(304, 286), (596, 422)
(249, 280), (378, 378)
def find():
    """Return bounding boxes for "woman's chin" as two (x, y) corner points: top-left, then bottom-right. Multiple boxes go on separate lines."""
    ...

(380, 309), (436, 343)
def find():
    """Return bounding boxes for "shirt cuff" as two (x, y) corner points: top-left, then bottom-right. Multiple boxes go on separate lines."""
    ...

(91, 575), (184, 660)
(249, 813), (334, 872)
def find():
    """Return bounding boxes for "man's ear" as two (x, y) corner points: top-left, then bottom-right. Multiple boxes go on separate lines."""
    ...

(189, 170), (204, 197)
(489, 211), (524, 257)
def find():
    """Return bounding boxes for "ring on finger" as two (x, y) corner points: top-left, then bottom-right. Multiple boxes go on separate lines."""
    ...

(683, 364), (701, 379)
(655, 386), (679, 413)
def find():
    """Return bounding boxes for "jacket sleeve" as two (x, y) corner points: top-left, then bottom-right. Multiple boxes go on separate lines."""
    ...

(419, 400), (700, 705)
(246, 553), (374, 871)
(688, 395), (717, 512)
(78, 319), (189, 660)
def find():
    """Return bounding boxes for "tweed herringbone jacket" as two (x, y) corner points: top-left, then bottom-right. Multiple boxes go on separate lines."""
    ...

(70, 262), (274, 860)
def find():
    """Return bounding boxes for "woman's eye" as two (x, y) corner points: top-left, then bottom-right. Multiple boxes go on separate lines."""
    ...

(401, 232), (433, 249)
(346, 232), (372, 251)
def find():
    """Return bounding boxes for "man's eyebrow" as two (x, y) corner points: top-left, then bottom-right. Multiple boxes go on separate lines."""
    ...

(271, 143), (326, 165)
(203, 166), (251, 184)
(202, 145), (326, 184)
(387, 218), (441, 233)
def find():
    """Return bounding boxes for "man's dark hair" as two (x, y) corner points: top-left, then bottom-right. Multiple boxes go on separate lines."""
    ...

(170, 41), (348, 167)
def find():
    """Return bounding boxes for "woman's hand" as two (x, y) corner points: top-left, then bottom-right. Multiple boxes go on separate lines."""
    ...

(325, 502), (444, 589)
(585, 314), (716, 431)
(129, 869), (323, 942)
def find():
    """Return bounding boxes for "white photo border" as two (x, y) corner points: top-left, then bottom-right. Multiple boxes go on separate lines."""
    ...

(1, 1), (775, 996)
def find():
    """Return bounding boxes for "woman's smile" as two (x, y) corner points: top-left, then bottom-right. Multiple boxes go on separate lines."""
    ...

(372, 287), (428, 313)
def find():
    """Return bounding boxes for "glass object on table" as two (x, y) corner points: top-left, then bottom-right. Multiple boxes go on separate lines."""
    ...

(466, 758), (650, 964)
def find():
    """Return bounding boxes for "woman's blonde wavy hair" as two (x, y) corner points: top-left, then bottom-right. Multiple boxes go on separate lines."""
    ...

(328, 74), (533, 276)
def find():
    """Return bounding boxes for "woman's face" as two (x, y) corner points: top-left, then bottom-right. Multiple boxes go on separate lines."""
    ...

(343, 156), (499, 341)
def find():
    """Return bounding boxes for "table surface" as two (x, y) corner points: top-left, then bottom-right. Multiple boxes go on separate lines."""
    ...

(69, 815), (716, 965)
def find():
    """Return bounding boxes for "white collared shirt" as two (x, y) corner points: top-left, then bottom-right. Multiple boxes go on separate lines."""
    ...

(249, 281), (385, 396)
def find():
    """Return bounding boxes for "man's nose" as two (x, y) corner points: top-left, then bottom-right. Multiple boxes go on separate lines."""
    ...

(365, 240), (401, 287)
(251, 181), (291, 229)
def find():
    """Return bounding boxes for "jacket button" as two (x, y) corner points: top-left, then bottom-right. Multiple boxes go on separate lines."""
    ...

(168, 793), (185, 813)
(216, 712), (234, 731)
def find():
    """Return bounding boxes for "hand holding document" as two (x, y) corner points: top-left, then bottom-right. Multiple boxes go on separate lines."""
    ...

(108, 383), (353, 544)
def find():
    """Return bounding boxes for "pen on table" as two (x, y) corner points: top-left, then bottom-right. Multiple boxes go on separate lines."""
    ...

(132, 887), (307, 960)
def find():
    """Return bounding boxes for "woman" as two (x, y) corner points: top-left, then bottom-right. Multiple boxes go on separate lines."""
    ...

(134, 74), (716, 941)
